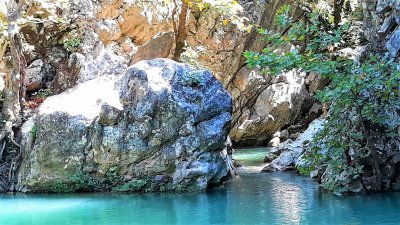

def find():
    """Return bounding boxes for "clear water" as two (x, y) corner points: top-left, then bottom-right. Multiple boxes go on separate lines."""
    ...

(1, 148), (400, 225)
(234, 147), (267, 167)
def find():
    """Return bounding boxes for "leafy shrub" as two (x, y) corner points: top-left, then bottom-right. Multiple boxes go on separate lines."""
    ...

(51, 180), (76, 193)
(70, 170), (100, 192)
(114, 179), (149, 192)
(245, 5), (400, 194)
(106, 165), (120, 185)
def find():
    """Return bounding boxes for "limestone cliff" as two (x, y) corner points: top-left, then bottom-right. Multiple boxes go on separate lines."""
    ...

(10, 0), (321, 147)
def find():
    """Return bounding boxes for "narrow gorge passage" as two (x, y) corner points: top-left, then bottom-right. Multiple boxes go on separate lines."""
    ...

(233, 147), (267, 173)
(0, 0), (399, 224)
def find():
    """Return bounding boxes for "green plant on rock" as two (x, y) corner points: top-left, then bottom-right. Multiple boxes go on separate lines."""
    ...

(114, 179), (149, 192)
(51, 180), (77, 193)
(50, 170), (101, 193)
(63, 37), (81, 53)
(34, 89), (54, 98)
(245, 4), (400, 195)
(106, 165), (121, 186)
(69, 170), (100, 192)
(30, 125), (38, 140)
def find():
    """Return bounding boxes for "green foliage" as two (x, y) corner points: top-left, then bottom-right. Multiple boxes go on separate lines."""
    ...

(51, 180), (76, 193)
(51, 170), (101, 193)
(34, 89), (53, 98)
(114, 179), (149, 192)
(274, 5), (292, 27)
(63, 38), (81, 52)
(245, 5), (400, 195)
(320, 164), (364, 196)
(30, 125), (38, 140)
(297, 164), (315, 176)
(106, 165), (120, 185)
(70, 170), (100, 192)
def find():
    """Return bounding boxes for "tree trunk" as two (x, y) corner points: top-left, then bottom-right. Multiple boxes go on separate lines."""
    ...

(333, 0), (345, 27)
(1, 0), (27, 191)
(173, 0), (189, 61)
(356, 105), (383, 192)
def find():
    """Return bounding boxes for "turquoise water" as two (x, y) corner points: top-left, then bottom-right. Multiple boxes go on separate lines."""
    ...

(234, 147), (267, 167)
(1, 148), (400, 225)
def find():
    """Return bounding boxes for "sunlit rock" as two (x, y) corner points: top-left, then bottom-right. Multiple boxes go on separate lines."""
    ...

(262, 119), (325, 172)
(18, 59), (232, 192)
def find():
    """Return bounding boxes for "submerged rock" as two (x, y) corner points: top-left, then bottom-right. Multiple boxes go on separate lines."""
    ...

(18, 59), (233, 193)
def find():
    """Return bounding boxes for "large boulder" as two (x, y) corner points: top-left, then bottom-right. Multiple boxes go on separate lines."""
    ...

(18, 59), (232, 192)
(20, 0), (320, 148)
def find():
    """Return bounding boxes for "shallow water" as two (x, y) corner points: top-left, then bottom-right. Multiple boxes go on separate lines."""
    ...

(1, 148), (400, 225)
(233, 147), (268, 172)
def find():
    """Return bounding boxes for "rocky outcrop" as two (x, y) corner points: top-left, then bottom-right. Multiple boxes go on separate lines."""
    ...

(17, 0), (319, 147)
(262, 119), (325, 172)
(185, 0), (316, 146)
(230, 70), (316, 145)
(17, 59), (232, 192)
(17, 0), (176, 94)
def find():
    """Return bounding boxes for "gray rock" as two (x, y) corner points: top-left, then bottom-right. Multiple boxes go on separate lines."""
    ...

(386, 27), (400, 57)
(231, 69), (312, 145)
(267, 137), (280, 147)
(304, 72), (330, 95)
(262, 118), (325, 172)
(26, 59), (45, 91)
(18, 59), (233, 192)
(378, 14), (396, 34)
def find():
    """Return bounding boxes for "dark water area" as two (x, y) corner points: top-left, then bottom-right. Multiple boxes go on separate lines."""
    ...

(1, 148), (400, 225)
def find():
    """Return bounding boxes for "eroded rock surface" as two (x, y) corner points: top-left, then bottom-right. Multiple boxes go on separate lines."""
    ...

(230, 70), (315, 145)
(262, 119), (325, 172)
(13, 0), (321, 147)
(18, 59), (232, 192)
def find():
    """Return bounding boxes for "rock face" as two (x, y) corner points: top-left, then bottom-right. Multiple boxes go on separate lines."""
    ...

(18, 59), (232, 192)
(230, 70), (315, 145)
(18, 0), (317, 147)
(184, 0), (314, 146)
(262, 119), (325, 172)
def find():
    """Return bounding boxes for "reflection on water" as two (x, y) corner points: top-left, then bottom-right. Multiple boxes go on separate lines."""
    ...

(1, 148), (400, 225)
(1, 173), (400, 225)
(271, 178), (302, 224)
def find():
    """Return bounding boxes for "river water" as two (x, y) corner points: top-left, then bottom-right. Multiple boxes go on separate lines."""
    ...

(1, 148), (400, 225)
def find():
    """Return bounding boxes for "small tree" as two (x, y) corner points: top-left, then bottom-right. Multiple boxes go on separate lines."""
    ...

(244, 4), (400, 194)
